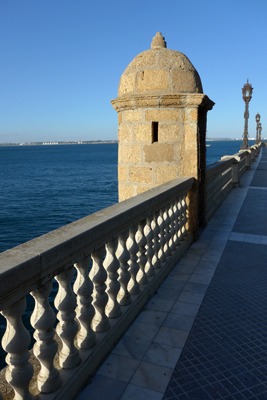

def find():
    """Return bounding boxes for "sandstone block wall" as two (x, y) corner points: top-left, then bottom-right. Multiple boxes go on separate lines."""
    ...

(117, 106), (199, 201)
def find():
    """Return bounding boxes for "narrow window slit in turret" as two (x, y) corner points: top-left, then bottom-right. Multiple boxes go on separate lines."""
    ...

(152, 122), (158, 143)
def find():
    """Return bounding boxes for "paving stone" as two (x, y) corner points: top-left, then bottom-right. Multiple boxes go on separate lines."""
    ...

(233, 190), (267, 236)
(76, 375), (127, 400)
(163, 241), (267, 399)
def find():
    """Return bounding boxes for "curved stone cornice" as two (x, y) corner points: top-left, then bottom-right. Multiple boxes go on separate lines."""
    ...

(111, 93), (215, 112)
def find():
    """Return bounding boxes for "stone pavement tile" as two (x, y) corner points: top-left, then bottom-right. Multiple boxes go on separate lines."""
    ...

(76, 375), (127, 400)
(261, 236), (267, 245)
(195, 258), (220, 268)
(97, 354), (140, 383)
(125, 320), (159, 342)
(170, 301), (200, 317)
(112, 336), (151, 361)
(251, 185), (267, 191)
(201, 247), (224, 256)
(188, 246), (208, 256)
(145, 296), (175, 312)
(177, 291), (205, 304)
(182, 282), (209, 294)
(211, 231), (231, 241)
(244, 233), (262, 243)
(168, 272), (191, 282)
(233, 189), (267, 236)
(199, 229), (217, 240)
(155, 286), (183, 301)
(163, 313), (195, 331)
(188, 273), (213, 284)
(193, 264), (217, 277)
(136, 309), (168, 327)
(208, 239), (228, 250)
(130, 361), (173, 393)
(175, 256), (200, 268)
(120, 384), (163, 400)
(172, 263), (195, 274)
(251, 169), (267, 187)
(229, 232), (246, 242)
(143, 343), (182, 368)
(160, 277), (188, 289)
(154, 327), (189, 348)
(189, 241), (210, 251)
(220, 220), (235, 229)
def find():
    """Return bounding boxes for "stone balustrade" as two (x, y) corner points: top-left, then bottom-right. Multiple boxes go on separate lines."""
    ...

(206, 157), (233, 222)
(0, 143), (262, 399)
(206, 144), (261, 222)
(0, 177), (194, 400)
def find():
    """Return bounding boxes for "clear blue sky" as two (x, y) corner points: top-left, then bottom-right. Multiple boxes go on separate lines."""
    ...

(1, 0), (266, 143)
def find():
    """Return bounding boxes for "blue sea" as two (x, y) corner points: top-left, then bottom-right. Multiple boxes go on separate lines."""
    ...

(0, 140), (256, 254)
(0, 143), (118, 253)
(0, 139), (257, 368)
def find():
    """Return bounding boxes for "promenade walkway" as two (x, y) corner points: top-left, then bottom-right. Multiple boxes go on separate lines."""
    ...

(77, 147), (267, 400)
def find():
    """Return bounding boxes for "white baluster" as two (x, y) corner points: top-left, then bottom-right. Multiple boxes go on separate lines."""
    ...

(104, 239), (122, 318)
(173, 199), (180, 247)
(74, 256), (96, 349)
(136, 220), (148, 286)
(163, 206), (172, 257)
(181, 195), (188, 239)
(31, 282), (60, 393)
(127, 225), (140, 295)
(169, 202), (177, 252)
(151, 211), (161, 270)
(117, 232), (131, 306)
(1, 297), (34, 400)
(158, 208), (167, 264)
(55, 268), (80, 369)
(177, 196), (183, 242)
(90, 246), (110, 332)
(144, 215), (155, 277)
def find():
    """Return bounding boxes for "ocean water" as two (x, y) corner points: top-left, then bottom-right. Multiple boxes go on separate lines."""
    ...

(0, 139), (257, 368)
(206, 139), (255, 165)
(0, 140), (256, 254)
(0, 143), (118, 253)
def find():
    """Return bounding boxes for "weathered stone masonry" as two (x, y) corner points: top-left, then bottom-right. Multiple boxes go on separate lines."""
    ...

(111, 32), (214, 230)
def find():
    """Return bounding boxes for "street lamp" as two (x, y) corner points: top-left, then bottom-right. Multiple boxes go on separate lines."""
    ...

(258, 122), (262, 143)
(241, 79), (253, 149)
(255, 113), (260, 144)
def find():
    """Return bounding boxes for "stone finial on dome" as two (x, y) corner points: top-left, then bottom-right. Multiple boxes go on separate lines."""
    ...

(151, 32), (166, 49)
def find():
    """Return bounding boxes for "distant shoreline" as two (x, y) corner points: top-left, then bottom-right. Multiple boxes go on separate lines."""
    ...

(207, 138), (237, 141)
(0, 140), (118, 146)
(1, 138), (263, 147)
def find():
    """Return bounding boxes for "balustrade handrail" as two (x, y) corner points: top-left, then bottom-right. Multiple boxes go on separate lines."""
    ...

(206, 157), (234, 177)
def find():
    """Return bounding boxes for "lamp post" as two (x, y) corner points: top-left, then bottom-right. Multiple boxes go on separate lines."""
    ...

(258, 122), (262, 143)
(255, 113), (260, 144)
(241, 79), (253, 149)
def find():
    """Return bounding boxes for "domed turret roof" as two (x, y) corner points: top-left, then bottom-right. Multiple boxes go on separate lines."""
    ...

(118, 33), (203, 96)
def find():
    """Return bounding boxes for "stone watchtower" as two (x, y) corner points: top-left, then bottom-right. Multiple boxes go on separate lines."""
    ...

(111, 33), (214, 226)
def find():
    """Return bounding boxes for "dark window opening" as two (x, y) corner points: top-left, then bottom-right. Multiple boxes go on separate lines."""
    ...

(152, 122), (158, 143)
